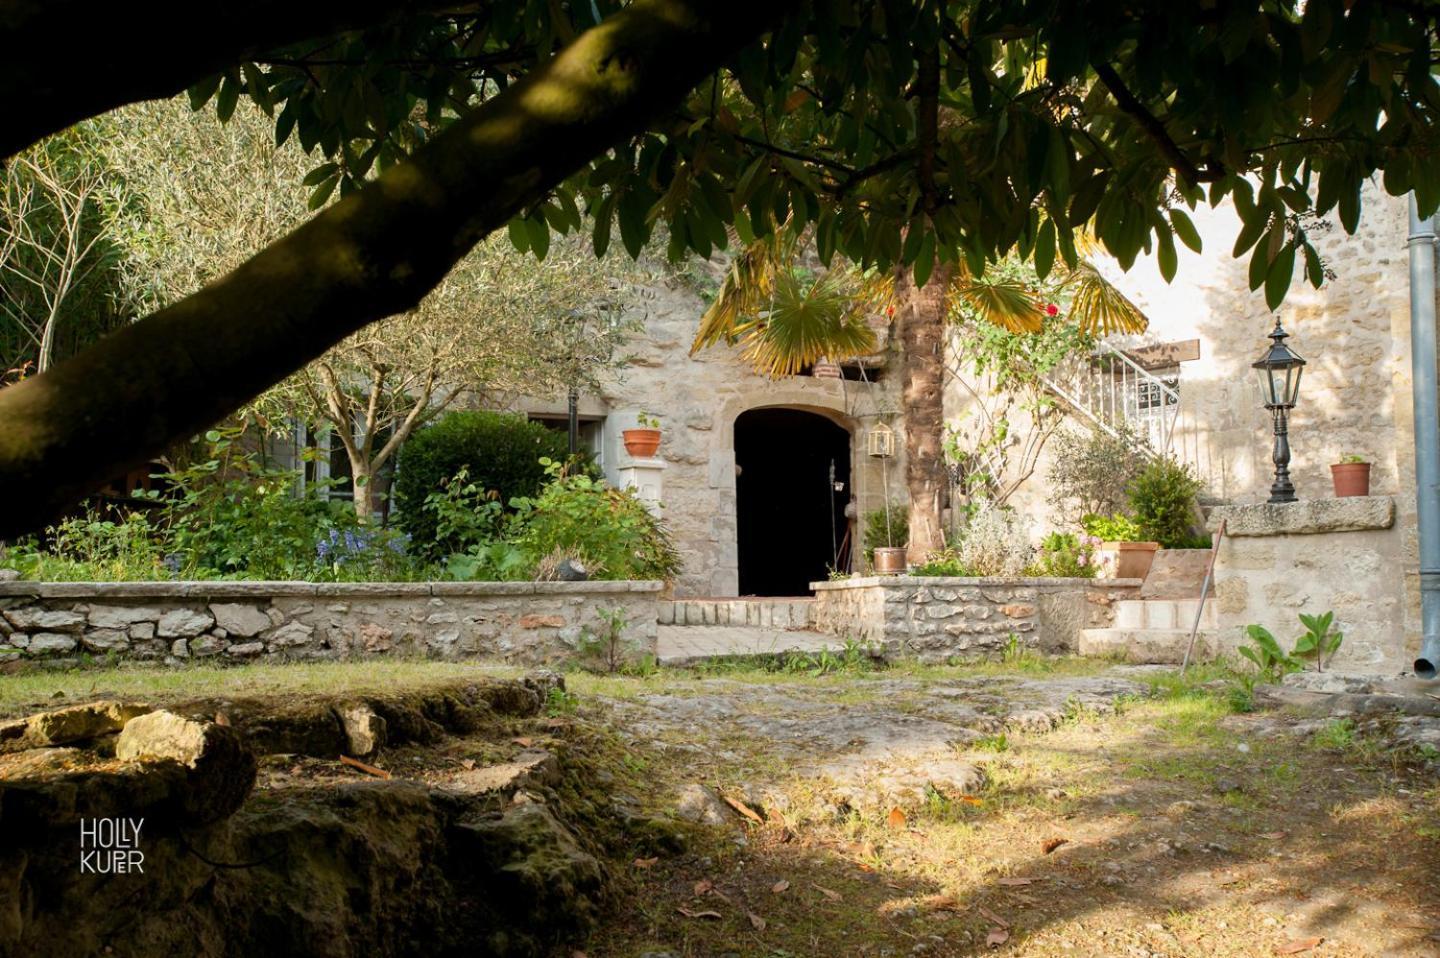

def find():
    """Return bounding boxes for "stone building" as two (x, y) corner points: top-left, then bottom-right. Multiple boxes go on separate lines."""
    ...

(512, 183), (1429, 672)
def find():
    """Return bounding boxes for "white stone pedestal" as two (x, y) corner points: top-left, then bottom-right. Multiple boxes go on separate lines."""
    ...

(615, 456), (666, 515)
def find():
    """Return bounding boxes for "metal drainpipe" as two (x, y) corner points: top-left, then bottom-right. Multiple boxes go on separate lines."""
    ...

(1408, 195), (1440, 678)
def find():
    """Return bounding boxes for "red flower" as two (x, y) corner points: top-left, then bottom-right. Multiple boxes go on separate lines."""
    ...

(1045, 303), (1059, 317)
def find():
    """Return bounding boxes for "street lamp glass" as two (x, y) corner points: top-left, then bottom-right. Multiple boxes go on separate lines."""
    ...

(1251, 320), (1305, 409)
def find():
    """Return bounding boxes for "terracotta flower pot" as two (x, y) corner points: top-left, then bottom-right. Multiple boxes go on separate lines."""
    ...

(1098, 541), (1160, 580)
(1331, 462), (1370, 497)
(872, 547), (908, 574)
(622, 428), (661, 458)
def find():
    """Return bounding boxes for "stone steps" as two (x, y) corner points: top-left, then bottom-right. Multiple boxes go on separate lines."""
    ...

(1139, 548), (1215, 598)
(655, 625), (841, 665)
(659, 598), (816, 630)
(1077, 627), (1237, 665)
(1113, 598), (1217, 631)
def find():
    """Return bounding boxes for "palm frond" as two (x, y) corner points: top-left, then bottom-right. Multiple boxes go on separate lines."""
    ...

(950, 276), (1046, 333)
(690, 226), (797, 354)
(1062, 261), (1148, 336)
(738, 271), (877, 377)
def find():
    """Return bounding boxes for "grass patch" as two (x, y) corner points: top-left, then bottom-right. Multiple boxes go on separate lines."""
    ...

(0, 659), (522, 716)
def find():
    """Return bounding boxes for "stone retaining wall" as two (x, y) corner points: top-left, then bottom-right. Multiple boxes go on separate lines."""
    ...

(1208, 496), (1409, 673)
(810, 576), (1141, 661)
(0, 580), (663, 668)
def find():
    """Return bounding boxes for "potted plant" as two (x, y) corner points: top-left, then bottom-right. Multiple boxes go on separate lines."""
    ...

(1081, 513), (1160, 580)
(622, 413), (662, 458)
(1331, 454), (1370, 497)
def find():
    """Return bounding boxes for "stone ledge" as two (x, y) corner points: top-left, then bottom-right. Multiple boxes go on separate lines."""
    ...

(0, 580), (665, 599)
(1207, 496), (1395, 537)
(810, 576), (1144, 591)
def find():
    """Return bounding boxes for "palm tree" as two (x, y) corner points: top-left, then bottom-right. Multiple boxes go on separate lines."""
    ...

(693, 223), (1147, 561)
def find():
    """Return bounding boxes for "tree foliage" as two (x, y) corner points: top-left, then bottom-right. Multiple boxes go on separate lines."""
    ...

(0, 0), (1438, 530)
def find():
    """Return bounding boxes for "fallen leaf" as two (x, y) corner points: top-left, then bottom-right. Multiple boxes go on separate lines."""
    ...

(813, 884), (843, 902)
(632, 857), (659, 869)
(996, 877), (1036, 887)
(1275, 938), (1322, 955)
(460, 758), (477, 770)
(960, 795), (984, 806)
(724, 795), (765, 824)
(511, 736), (535, 747)
(987, 927), (1010, 946)
(214, 711), (230, 726)
(677, 907), (722, 920)
(748, 911), (767, 931)
(979, 906), (1009, 929)
(771, 880), (790, 894)
(339, 754), (391, 780)
(1260, 831), (1287, 840)
(1041, 837), (1068, 855)
(693, 879), (713, 896)
(886, 807), (908, 829)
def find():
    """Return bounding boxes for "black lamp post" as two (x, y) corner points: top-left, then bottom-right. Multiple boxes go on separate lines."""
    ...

(1252, 318), (1306, 503)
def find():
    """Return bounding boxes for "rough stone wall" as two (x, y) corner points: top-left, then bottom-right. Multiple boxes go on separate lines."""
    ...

(0, 581), (661, 668)
(1208, 497), (1407, 673)
(942, 184), (1423, 660)
(520, 272), (904, 597)
(812, 576), (1138, 662)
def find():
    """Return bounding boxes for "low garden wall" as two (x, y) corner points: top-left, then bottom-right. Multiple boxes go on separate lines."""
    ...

(1207, 496), (1410, 673)
(810, 575), (1142, 661)
(0, 580), (663, 668)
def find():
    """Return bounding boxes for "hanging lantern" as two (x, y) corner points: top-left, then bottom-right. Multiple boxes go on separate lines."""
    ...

(867, 423), (895, 458)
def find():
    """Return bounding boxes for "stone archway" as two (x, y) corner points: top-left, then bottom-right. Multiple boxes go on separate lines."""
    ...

(734, 407), (853, 596)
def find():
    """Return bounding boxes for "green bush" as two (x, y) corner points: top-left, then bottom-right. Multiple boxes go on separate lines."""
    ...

(1080, 512), (1143, 542)
(1126, 457), (1203, 548)
(1027, 531), (1098, 578)
(910, 548), (971, 577)
(158, 427), (356, 578)
(508, 459), (682, 581)
(394, 411), (571, 556)
(863, 504), (908, 562)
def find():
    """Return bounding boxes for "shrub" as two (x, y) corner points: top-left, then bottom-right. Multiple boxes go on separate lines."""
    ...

(1080, 512), (1143, 542)
(910, 548), (971, 577)
(1126, 457), (1203, 548)
(508, 459), (682, 581)
(158, 427), (354, 578)
(1028, 531), (1098, 578)
(863, 504), (908, 562)
(955, 500), (1032, 576)
(394, 411), (572, 556)
(1046, 423), (1148, 523)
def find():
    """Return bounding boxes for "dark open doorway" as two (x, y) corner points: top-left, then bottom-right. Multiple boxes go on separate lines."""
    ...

(735, 408), (851, 596)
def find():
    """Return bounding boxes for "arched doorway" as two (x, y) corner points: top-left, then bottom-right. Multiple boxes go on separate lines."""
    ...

(735, 408), (852, 596)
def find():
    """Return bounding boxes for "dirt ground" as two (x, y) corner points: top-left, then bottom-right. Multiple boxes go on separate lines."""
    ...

(565, 659), (1440, 958)
(5, 656), (1438, 957)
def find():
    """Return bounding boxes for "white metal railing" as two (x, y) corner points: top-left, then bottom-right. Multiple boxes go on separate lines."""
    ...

(1043, 341), (1218, 496)
(1044, 341), (1179, 452)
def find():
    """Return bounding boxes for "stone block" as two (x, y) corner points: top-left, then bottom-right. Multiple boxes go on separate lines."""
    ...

(87, 606), (161, 629)
(1210, 496), (1395, 536)
(157, 608), (214, 638)
(79, 629), (129, 652)
(28, 633), (76, 654)
(5, 608), (84, 632)
(209, 603), (272, 637)
(267, 621), (315, 648)
(226, 641), (264, 657)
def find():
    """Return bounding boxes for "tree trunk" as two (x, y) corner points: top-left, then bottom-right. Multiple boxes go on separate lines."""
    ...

(895, 261), (952, 561)
(0, 0), (790, 536)
(350, 462), (374, 523)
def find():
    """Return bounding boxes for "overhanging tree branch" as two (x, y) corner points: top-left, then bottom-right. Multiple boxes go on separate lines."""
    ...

(0, 0), (792, 534)
(1091, 59), (1222, 188)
